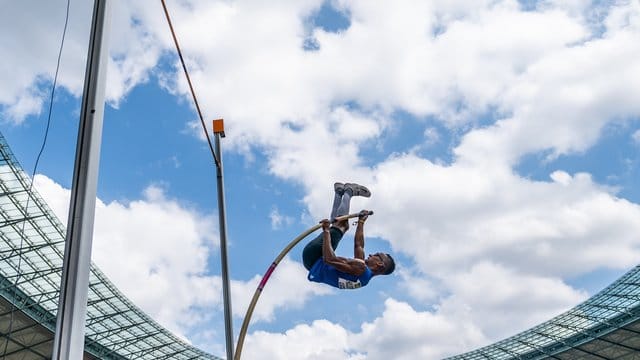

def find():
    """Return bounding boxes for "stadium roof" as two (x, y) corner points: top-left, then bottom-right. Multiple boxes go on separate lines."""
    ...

(0, 132), (222, 359)
(446, 260), (640, 358)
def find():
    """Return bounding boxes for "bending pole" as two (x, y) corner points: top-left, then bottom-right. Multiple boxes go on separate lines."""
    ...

(234, 211), (372, 360)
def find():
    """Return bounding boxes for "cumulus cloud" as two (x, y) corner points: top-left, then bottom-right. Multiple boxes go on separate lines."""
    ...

(34, 175), (222, 334)
(456, 27), (640, 166)
(242, 269), (584, 360)
(396, 267), (440, 303)
(367, 155), (640, 278)
(633, 129), (640, 144)
(34, 175), (331, 340)
(241, 297), (483, 360)
(444, 261), (587, 340)
(0, 1), (168, 122)
(352, 299), (485, 360)
(0, 0), (88, 123)
(232, 257), (332, 323)
(242, 319), (362, 360)
(7, 0), (640, 358)
(270, 206), (294, 230)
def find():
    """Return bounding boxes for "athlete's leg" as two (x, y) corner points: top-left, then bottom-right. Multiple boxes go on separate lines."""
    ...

(335, 188), (352, 218)
(334, 183), (370, 233)
(330, 182), (345, 220)
(302, 227), (344, 270)
(345, 183), (371, 198)
(304, 182), (370, 271)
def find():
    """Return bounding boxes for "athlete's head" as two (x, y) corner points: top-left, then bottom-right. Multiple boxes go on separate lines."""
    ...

(366, 252), (396, 275)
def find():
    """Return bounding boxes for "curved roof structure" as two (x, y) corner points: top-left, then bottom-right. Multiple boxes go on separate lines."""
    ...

(0, 132), (222, 359)
(447, 265), (640, 359)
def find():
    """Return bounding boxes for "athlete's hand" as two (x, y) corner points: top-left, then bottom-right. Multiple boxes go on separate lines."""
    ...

(358, 210), (369, 222)
(319, 219), (331, 231)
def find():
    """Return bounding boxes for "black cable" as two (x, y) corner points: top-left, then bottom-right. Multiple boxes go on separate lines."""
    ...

(160, 0), (221, 168)
(1, 0), (70, 356)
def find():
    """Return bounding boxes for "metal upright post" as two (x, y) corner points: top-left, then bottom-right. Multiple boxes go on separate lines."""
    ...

(52, 0), (111, 359)
(213, 119), (234, 360)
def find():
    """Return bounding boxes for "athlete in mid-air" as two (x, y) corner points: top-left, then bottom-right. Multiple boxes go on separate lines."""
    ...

(302, 183), (395, 289)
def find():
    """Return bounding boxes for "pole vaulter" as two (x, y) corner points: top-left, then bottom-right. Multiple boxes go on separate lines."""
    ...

(234, 211), (371, 360)
(235, 182), (396, 359)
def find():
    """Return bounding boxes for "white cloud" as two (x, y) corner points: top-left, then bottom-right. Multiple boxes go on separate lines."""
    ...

(0, 1), (167, 122)
(0, 0), (89, 123)
(633, 129), (640, 144)
(423, 127), (440, 146)
(242, 266), (585, 360)
(352, 299), (485, 360)
(232, 257), (332, 323)
(105, 2), (169, 104)
(8, 1), (640, 358)
(270, 206), (294, 230)
(605, 1), (640, 33)
(34, 174), (332, 339)
(241, 297), (485, 360)
(33, 175), (72, 221)
(243, 319), (364, 360)
(34, 175), (222, 335)
(367, 154), (640, 278)
(397, 268), (439, 303)
(456, 26), (640, 166)
(444, 261), (587, 340)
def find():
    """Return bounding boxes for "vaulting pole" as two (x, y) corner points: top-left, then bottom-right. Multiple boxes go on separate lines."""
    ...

(53, 1), (111, 358)
(234, 211), (373, 360)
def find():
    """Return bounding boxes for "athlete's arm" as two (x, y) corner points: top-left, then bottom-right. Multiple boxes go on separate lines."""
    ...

(320, 219), (366, 276)
(353, 210), (368, 260)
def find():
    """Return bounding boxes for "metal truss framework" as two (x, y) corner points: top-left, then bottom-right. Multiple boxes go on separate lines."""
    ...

(447, 259), (640, 357)
(0, 132), (222, 359)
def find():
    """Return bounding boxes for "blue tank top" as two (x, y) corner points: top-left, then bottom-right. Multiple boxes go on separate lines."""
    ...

(307, 259), (373, 289)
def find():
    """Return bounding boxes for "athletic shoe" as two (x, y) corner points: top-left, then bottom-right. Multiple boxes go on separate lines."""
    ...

(334, 182), (345, 195)
(345, 183), (371, 197)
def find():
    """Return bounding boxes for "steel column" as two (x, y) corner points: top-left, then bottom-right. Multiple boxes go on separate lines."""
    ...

(52, 0), (111, 358)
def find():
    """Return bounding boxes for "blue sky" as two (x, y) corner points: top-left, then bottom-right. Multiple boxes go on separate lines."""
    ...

(2, 1), (640, 359)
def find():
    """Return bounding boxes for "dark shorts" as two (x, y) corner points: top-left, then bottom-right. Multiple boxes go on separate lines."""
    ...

(302, 227), (344, 270)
